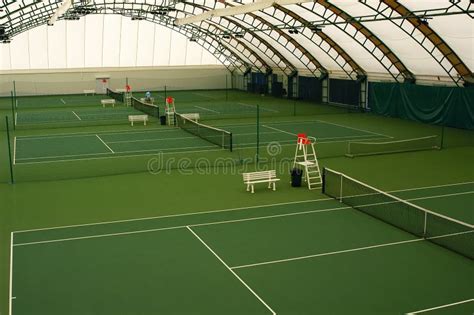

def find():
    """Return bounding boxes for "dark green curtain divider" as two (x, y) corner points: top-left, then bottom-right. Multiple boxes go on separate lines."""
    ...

(298, 76), (322, 102)
(369, 82), (474, 130)
(329, 78), (360, 106)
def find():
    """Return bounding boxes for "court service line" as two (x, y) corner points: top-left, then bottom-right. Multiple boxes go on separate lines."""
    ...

(230, 238), (424, 270)
(96, 135), (115, 153)
(194, 105), (220, 114)
(9, 232), (13, 315)
(13, 181), (473, 234)
(262, 125), (297, 137)
(187, 226), (276, 315)
(72, 111), (82, 121)
(405, 299), (474, 314)
(16, 128), (182, 140)
(315, 119), (392, 138)
(14, 145), (220, 165)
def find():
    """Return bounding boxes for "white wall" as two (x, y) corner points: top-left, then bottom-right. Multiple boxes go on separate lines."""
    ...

(0, 66), (230, 96)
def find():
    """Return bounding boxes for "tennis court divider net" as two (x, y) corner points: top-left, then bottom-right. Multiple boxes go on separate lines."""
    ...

(131, 97), (159, 118)
(174, 112), (232, 151)
(322, 168), (473, 260)
(106, 88), (124, 103)
(346, 135), (440, 157)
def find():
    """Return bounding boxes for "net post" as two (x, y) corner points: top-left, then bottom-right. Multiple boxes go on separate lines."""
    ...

(5, 116), (15, 184)
(256, 104), (260, 163)
(164, 85), (167, 106)
(10, 91), (15, 131)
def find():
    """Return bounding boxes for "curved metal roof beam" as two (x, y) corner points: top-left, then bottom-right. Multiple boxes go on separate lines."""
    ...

(361, 0), (473, 86)
(266, 3), (366, 79)
(181, 2), (297, 75)
(300, 0), (415, 83)
(0, 2), (252, 73)
(225, 2), (327, 78)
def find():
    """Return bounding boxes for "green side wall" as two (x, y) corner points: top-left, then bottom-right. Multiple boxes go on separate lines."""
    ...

(368, 82), (474, 130)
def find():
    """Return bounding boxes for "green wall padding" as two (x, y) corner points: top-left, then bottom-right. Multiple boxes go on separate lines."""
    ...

(368, 82), (474, 130)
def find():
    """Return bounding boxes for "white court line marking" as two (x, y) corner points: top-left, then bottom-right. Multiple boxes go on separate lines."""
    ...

(231, 231), (472, 270)
(13, 136), (16, 166)
(315, 119), (392, 138)
(16, 128), (182, 140)
(12, 191), (472, 245)
(237, 102), (279, 113)
(262, 125), (298, 137)
(187, 226), (276, 315)
(14, 145), (220, 165)
(9, 232), (13, 315)
(231, 239), (424, 269)
(72, 111), (82, 121)
(14, 198), (332, 233)
(194, 105), (220, 114)
(405, 299), (474, 314)
(14, 226), (186, 247)
(60, 98), (66, 104)
(12, 182), (473, 234)
(95, 135), (114, 153)
(107, 135), (202, 144)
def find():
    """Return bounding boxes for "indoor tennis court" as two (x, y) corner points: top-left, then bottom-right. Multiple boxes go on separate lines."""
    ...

(1, 1), (473, 315)
(10, 179), (473, 314)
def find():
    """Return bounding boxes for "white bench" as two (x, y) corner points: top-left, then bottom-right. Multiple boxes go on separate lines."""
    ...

(181, 113), (200, 122)
(128, 114), (148, 126)
(101, 99), (115, 107)
(84, 89), (95, 95)
(242, 170), (280, 193)
(115, 88), (127, 93)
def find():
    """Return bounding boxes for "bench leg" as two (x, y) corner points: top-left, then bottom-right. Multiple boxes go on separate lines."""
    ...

(268, 182), (271, 189)
(273, 182), (276, 191)
(251, 185), (254, 194)
(246, 184), (250, 192)
(144, 121), (147, 126)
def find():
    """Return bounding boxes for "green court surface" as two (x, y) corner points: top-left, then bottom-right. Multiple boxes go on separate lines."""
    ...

(10, 182), (473, 315)
(15, 107), (143, 126)
(13, 119), (387, 164)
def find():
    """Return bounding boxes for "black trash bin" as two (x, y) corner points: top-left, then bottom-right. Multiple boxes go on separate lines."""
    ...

(160, 115), (166, 126)
(291, 168), (303, 187)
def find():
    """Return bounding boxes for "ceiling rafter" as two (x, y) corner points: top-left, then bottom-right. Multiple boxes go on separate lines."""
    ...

(297, 0), (415, 83)
(361, 0), (473, 86)
(267, 3), (366, 80)
(225, 2), (327, 78)
(182, 1), (297, 76)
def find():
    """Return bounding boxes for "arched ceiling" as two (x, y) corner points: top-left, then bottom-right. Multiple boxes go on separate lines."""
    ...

(0, 0), (472, 86)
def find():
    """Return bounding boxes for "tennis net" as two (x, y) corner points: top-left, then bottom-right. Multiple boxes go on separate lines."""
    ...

(131, 97), (159, 118)
(322, 168), (473, 260)
(174, 112), (232, 151)
(346, 135), (440, 157)
(106, 88), (124, 103)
